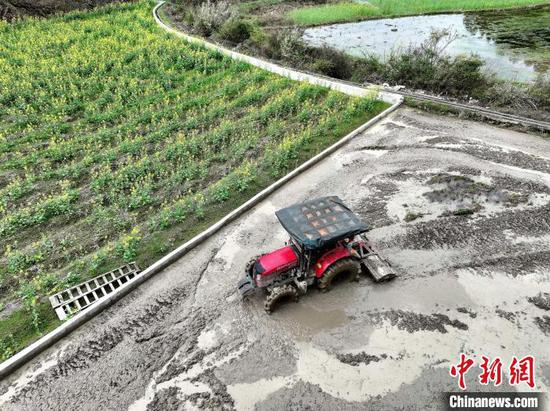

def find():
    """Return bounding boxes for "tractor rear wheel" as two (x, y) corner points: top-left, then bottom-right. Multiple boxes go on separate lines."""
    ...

(318, 258), (360, 292)
(264, 284), (298, 314)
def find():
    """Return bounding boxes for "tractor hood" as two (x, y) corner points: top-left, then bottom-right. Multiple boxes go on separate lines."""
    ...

(255, 246), (298, 276)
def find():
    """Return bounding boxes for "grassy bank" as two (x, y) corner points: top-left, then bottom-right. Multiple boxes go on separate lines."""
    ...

(288, 0), (550, 26)
(0, 0), (387, 360)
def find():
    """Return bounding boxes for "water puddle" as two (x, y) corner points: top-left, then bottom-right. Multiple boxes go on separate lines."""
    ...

(273, 299), (351, 340)
(303, 8), (550, 81)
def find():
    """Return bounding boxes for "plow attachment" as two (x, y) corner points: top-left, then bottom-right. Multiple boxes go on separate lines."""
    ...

(359, 237), (397, 282)
(362, 253), (396, 282)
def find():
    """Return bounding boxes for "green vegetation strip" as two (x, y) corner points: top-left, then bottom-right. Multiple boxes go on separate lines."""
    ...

(0, 0), (387, 361)
(288, 0), (550, 26)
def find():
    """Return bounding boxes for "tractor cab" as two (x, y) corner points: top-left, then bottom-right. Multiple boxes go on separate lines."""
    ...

(238, 196), (396, 312)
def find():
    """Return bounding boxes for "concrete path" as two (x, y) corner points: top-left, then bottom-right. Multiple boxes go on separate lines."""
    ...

(1, 108), (550, 410)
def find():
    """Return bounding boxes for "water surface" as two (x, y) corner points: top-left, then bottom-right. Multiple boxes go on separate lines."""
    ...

(303, 8), (550, 81)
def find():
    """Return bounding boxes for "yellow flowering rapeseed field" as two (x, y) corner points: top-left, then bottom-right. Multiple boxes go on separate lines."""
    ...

(0, 0), (386, 358)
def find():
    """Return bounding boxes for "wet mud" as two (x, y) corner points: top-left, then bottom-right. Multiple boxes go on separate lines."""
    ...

(2, 108), (550, 410)
(529, 292), (550, 311)
(336, 352), (387, 366)
(534, 316), (550, 335)
(369, 310), (468, 334)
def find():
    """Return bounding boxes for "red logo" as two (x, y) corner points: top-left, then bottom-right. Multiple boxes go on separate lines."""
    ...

(450, 354), (474, 390)
(450, 354), (535, 390)
(479, 356), (503, 386)
(509, 356), (535, 389)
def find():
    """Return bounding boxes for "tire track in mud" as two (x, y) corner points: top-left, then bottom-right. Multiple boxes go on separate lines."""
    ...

(123, 244), (243, 410)
(353, 120), (550, 278)
(153, 314), (211, 386)
(453, 249), (550, 277)
(394, 204), (550, 249)
(437, 144), (550, 175)
(150, 367), (236, 410)
(139, 318), (247, 410)
(4, 287), (191, 407)
(383, 204), (550, 277)
(127, 308), (227, 411)
(52, 288), (189, 378)
(5, 108), (550, 409)
(361, 141), (550, 177)
(3, 241), (230, 409)
(363, 112), (550, 165)
(190, 247), (221, 307)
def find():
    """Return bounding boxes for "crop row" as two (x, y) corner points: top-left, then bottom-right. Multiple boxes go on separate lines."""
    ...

(0, 0), (384, 358)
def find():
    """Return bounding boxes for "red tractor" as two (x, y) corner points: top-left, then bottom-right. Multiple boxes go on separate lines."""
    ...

(237, 196), (396, 313)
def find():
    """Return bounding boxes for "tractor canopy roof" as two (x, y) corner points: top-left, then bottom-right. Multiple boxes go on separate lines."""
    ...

(275, 196), (368, 250)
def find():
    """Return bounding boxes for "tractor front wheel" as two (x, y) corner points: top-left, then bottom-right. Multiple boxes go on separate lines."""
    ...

(318, 258), (360, 292)
(264, 284), (298, 314)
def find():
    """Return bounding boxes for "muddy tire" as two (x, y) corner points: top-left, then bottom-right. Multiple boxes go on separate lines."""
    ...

(264, 284), (298, 314)
(318, 258), (360, 292)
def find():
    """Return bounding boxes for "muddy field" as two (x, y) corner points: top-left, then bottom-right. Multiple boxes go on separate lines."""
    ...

(1, 107), (549, 410)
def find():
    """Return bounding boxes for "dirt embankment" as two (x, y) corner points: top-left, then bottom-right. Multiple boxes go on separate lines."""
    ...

(0, 0), (132, 20)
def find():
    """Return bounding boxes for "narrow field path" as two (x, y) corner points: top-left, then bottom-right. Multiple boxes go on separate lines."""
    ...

(154, 1), (550, 132)
(153, 2), (402, 106)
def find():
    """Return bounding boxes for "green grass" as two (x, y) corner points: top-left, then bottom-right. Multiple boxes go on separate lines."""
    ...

(0, 0), (387, 360)
(289, 2), (377, 25)
(288, 0), (550, 26)
(238, 0), (286, 13)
